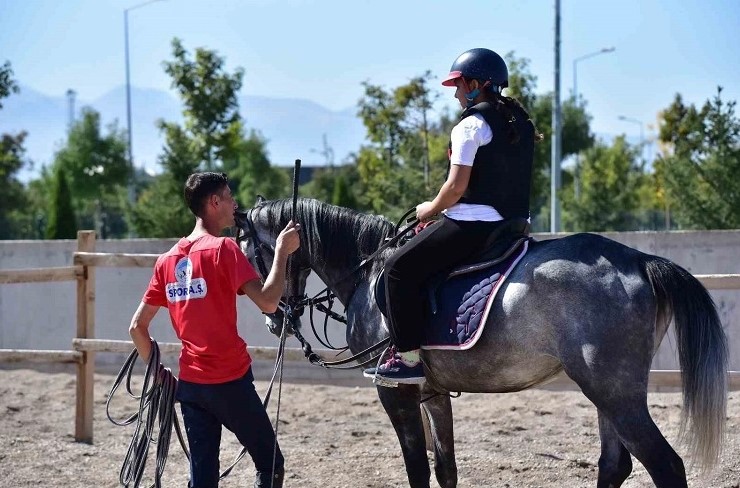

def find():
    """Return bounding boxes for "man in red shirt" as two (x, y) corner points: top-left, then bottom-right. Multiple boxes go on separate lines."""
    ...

(129, 172), (300, 488)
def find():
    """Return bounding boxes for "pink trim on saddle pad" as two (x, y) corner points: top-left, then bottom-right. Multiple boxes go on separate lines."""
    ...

(421, 239), (529, 351)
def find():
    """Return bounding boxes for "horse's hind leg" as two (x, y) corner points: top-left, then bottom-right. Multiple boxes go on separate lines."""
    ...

(596, 410), (632, 488)
(377, 385), (431, 488)
(420, 389), (457, 488)
(575, 380), (686, 488)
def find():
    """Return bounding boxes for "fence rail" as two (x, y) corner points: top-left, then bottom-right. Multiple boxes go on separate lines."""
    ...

(0, 349), (83, 363)
(696, 274), (740, 290)
(0, 265), (82, 284)
(71, 338), (348, 363)
(1, 230), (739, 444)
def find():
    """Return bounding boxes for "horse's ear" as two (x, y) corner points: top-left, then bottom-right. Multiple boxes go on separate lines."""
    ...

(255, 195), (266, 206)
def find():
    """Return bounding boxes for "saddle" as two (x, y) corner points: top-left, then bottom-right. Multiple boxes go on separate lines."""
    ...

(374, 218), (530, 320)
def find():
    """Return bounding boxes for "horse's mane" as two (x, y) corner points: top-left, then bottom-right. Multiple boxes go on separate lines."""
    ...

(253, 198), (395, 274)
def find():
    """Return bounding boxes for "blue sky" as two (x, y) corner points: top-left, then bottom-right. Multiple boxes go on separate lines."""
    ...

(1, 0), (739, 146)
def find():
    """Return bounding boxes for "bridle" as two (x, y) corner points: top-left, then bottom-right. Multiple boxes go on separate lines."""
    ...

(234, 205), (421, 370)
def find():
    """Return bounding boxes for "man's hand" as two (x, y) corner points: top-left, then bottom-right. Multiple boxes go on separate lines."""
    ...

(242, 220), (301, 313)
(276, 220), (301, 256)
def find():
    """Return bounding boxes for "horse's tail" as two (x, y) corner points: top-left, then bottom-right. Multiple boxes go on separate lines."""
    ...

(642, 256), (728, 469)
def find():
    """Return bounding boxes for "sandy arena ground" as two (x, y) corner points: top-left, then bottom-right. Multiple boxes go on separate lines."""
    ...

(0, 367), (738, 488)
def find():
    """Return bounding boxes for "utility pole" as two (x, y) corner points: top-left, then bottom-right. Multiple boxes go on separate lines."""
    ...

(550, 0), (562, 233)
(124, 8), (135, 206)
(124, 0), (166, 210)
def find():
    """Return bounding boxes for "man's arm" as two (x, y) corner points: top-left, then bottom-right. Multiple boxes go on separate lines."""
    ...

(129, 301), (160, 361)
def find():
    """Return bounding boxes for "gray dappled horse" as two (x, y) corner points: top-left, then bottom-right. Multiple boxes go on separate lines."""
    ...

(235, 198), (728, 488)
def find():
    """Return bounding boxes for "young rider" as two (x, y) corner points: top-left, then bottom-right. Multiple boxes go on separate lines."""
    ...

(366, 48), (537, 384)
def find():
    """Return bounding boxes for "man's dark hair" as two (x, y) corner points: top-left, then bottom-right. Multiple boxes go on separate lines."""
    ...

(184, 172), (230, 217)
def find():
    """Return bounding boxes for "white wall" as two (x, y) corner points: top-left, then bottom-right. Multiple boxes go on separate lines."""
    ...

(1, 231), (738, 373)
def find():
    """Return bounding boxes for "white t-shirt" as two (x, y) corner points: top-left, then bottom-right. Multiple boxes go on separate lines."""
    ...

(443, 113), (504, 222)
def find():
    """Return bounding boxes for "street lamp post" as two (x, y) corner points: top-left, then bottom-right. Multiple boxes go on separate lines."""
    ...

(124, 0), (166, 207)
(573, 47), (615, 106)
(572, 47), (615, 200)
(618, 115), (664, 227)
(551, 0), (562, 233)
(618, 115), (644, 154)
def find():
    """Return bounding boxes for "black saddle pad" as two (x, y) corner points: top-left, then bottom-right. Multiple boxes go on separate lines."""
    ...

(374, 227), (530, 321)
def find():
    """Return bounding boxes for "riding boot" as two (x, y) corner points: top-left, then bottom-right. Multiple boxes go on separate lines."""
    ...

(254, 469), (284, 488)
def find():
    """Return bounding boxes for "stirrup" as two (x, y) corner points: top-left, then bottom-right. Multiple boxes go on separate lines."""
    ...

(363, 345), (400, 388)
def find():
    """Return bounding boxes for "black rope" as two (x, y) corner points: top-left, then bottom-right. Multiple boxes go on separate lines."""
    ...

(269, 307), (290, 488)
(106, 340), (186, 488)
(108, 338), (291, 487)
(292, 324), (390, 370)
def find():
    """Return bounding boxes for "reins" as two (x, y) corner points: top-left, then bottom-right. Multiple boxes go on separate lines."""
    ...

(236, 205), (421, 371)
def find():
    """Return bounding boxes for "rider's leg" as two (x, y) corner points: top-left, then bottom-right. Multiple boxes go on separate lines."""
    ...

(375, 217), (501, 383)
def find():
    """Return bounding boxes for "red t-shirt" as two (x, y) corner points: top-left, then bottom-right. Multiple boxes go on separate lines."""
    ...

(142, 235), (260, 384)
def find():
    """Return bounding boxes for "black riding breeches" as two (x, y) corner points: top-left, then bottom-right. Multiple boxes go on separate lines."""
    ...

(384, 216), (503, 352)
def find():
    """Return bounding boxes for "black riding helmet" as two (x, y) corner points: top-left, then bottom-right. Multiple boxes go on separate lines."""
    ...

(442, 48), (508, 92)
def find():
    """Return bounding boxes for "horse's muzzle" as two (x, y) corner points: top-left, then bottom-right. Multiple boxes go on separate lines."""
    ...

(264, 308), (302, 338)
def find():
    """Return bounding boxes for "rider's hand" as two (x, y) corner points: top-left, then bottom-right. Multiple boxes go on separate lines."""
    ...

(276, 220), (301, 256)
(416, 201), (437, 223)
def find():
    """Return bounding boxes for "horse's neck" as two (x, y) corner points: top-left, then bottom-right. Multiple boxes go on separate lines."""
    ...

(308, 254), (365, 306)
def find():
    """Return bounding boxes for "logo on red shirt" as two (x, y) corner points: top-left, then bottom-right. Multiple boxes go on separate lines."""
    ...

(166, 257), (208, 303)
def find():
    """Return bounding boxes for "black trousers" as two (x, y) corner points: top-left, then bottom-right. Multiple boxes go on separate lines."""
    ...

(176, 368), (283, 488)
(384, 216), (503, 352)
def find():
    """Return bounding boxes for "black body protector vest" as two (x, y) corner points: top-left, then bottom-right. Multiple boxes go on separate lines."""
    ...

(449, 101), (535, 219)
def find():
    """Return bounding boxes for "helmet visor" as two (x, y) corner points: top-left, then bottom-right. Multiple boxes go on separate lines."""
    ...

(441, 70), (463, 87)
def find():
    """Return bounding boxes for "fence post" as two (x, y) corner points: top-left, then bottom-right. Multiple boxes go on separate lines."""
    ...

(75, 230), (96, 443)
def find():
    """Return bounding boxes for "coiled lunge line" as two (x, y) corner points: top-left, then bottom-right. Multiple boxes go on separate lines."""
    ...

(106, 340), (185, 488)
(107, 338), (288, 487)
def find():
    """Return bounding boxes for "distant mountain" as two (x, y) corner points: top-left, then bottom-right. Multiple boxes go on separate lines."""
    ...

(0, 84), (367, 181)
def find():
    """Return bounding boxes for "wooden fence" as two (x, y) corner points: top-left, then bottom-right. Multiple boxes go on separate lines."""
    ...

(1, 230), (739, 444)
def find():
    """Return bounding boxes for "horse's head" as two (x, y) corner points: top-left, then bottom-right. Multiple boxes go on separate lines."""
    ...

(234, 198), (311, 338)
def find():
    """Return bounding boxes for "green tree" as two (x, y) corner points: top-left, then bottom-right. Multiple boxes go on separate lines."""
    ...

(54, 108), (130, 201)
(131, 123), (200, 237)
(656, 88), (740, 229)
(52, 107), (130, 236)
(562, 136), (642, 231)
(355, 75), (447, 219)
(358, 81), (407, 166)
(163, 38), (243, 171)
(504, 52), (537, 110)
(0, 61), (19, 109)
(45, 165), (77, 239)
(221, 124), (288, 205)
(503, 52), (593, 231)
(527, 94), (593, 230)
(354, 54), (594, 226)
(0, 61), (31, 239)
(133, 39), (259, 237)
(0, 132), (29, 239)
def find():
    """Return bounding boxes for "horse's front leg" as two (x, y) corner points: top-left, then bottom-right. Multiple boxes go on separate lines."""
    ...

(420, 386), (457, 488)
(376, 384), (431, 488)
